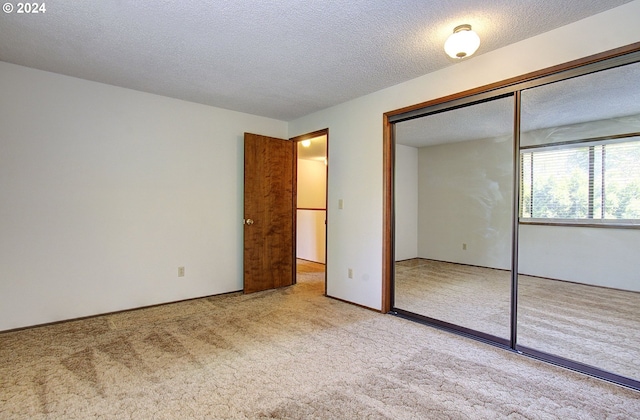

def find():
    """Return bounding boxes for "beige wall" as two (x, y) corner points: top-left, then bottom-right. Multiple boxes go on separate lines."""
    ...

(297, 159), (326, 208)
(297, 158), (327, 263)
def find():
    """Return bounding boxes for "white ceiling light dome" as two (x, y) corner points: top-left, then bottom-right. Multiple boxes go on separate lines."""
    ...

(444, 24), (480, 59)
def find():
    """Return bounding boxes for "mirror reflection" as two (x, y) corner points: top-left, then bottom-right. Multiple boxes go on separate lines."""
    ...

(394, 96), (514, 340)
(393, 59), (640, 385)
(517, 61), (640, 380)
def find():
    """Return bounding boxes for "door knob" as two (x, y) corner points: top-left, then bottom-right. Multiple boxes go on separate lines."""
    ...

(245, 218), (254, 225)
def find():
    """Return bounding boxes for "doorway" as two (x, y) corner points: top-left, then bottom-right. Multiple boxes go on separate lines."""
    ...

(292, 130), (328, 293)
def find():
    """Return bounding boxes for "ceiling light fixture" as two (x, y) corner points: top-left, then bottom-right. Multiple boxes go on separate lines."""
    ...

(444, 24), (480, 59)
(301, 139), (311, 147)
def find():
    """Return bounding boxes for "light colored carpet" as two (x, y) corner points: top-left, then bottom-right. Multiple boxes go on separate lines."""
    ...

(395, 258), (640, 381)
(1, 260), (639, 419)
(395, 259), (511, 338)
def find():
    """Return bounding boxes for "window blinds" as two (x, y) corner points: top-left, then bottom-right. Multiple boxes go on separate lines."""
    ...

(521, 139), (640, 221)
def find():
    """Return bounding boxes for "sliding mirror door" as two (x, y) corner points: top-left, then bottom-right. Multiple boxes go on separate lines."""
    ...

(388, 45), (640, 389)
(517, 61), (640, 382)
(394, 96), (515, 342)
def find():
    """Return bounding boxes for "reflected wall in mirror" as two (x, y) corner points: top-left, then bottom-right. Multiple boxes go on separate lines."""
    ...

(394, 96), (514, 340)
(517, 61), (640, 381)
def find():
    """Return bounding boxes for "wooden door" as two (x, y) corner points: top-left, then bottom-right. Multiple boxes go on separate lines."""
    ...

(243, 133), (295, 293)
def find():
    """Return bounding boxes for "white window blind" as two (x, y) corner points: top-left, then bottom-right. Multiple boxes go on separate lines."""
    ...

(520, 139), (640, 222)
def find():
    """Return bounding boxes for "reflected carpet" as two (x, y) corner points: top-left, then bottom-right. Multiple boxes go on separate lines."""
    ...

(395, 258), (640, 381)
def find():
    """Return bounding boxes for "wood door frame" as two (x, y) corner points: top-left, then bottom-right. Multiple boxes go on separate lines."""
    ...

(290, 128), (329, 292)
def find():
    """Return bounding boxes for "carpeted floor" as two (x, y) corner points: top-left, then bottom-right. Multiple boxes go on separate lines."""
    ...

(395, 259), (512, 338)
(395, 258), (640, 382)
(1, 260), (639, 419)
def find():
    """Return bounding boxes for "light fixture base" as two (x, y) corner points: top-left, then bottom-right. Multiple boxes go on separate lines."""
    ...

(453, 24), (472, 33)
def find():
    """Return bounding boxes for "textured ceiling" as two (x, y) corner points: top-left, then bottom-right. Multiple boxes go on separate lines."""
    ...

(0, 1), (634, 121)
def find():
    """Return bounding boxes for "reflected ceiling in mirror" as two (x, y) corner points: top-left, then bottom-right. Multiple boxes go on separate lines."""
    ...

(521, 61), (640, 133)
(396, 97), (514, 147)
(396, 61), (640, 148)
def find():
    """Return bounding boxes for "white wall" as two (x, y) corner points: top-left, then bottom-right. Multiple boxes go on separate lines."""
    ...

(518, 118), (640, 291)
(288, 1), (640, 310)
(0, 62), (287, 331)
(297, 159), (327, 263)
(2, 2), (639, 327)
(413, 135), (640, 291)
(394, 144), (418, 261)
(296, 210), (326, 263)
(417, 137), (513, 270)
(519, 225), (639, 291)
(289, 101), (385, 308)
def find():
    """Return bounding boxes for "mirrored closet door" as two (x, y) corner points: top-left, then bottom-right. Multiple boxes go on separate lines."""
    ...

(388, 45), (640, 390)
(517, 60), (640, 382)
(394, 96), (514, 343)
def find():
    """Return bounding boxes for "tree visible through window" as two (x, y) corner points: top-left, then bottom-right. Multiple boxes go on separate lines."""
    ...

(520, 139), (640, 222)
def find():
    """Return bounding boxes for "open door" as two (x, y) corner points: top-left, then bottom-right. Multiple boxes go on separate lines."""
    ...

(243, 133), (295, 293)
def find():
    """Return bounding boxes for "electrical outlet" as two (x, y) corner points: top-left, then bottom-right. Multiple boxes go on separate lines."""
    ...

(348, 268), (353, 279)
(178, 266), (185, 277)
